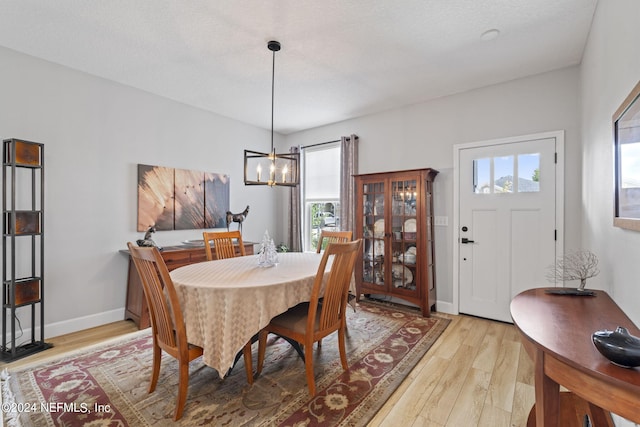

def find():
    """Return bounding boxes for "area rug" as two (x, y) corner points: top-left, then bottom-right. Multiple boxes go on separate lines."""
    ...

(2, 300), (449, 426)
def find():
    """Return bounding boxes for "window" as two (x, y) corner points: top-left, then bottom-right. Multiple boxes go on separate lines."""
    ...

(303, 143), (341, 251)
(472, 153), (540, 194)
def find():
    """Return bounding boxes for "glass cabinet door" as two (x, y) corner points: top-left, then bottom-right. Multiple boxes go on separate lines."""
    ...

(391, 178), (418, 293)
(362, 181), (385, 288)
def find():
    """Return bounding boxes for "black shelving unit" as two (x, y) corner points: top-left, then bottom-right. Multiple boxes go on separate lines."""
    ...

(1, 138), (51, 361)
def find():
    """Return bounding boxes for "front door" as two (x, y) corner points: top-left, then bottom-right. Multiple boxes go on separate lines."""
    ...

(456, 132), (563, 322)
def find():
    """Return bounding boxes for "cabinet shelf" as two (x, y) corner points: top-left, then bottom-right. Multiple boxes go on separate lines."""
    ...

(355, 168), (438, 316)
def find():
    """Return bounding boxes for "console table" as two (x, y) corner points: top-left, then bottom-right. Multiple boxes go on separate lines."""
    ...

(121, 242), (255, 329)
(511, 288), (640, 427)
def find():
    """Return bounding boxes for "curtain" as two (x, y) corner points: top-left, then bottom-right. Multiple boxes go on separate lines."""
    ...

(288, 145), (302, 252)
(340, 134), (358, 234)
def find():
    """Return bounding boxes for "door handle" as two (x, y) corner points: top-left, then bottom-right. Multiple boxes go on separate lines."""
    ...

(460, 238), (475, 244)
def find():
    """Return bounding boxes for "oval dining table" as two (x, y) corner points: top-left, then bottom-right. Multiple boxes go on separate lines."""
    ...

(169, 251), (333, 381)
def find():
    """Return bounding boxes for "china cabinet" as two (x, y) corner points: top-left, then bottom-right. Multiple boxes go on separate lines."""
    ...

(2, 139), (51, 361)
(355, 168), (438, 316)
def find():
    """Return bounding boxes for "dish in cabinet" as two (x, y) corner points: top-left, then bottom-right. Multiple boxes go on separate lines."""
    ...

(392, 264), (413, 287)
(374, 219), (385, 237)
(403, 218), (416, 232)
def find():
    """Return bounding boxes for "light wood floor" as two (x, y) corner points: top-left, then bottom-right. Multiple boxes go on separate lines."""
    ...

(370, 312), (535, 427)
(2, 312), (535, 426)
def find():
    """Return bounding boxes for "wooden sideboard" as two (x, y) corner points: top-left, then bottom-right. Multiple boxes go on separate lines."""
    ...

(122, 243), (255, 329)
(511, 288), (640, 427)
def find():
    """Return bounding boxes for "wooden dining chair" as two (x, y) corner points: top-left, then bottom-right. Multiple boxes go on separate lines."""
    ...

(256, 239), (362, 396)
(316, 230), (355, 346)
(203, 230), (245, 261)
(127, 242), (204, 421)
(316, 230), (352, 253)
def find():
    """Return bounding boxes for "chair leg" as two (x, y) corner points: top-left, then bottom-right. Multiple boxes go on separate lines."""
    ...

(256, 330), (268, 375)
(243, 341), (253, 384)
(148, 342), (161, 393)
(338, 327), (348, 370)
(304, 341), (316, 396)
(174, 359), (190, 421)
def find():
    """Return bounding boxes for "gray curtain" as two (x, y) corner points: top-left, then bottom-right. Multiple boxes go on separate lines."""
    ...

(340, 134), (358, 234)
(288, 145), (302, 252)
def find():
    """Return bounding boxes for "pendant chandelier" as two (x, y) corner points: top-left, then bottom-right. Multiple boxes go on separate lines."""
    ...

(244, 40), (299, 187)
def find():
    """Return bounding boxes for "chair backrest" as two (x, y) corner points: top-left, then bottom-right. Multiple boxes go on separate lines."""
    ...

(316, 230), (353, 253)
(308, 239), (362, 336)
(127, 242), (188, 355)
(202, 230), (245, 261)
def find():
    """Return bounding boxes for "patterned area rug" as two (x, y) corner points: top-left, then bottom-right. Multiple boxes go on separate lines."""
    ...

(3, 301), (449, 426)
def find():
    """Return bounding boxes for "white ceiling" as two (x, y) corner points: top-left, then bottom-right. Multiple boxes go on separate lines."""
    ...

(0, 0), (597, 134)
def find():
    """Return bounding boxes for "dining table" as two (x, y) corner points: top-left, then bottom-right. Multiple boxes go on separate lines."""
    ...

(169, 251), (338, 379)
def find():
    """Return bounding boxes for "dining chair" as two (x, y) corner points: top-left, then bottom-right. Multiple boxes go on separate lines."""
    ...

(203, 230), (245, 261)
(256, 239), (362, 396)
(316, 230), (352, 253)
(126, 242), (204, 421)
(316, 230), (355, 346)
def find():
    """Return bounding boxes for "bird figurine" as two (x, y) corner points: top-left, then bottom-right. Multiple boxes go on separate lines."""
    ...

(136, 226), (162, 250)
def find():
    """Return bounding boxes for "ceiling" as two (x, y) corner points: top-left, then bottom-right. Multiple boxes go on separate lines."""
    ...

(0, 1), (597, 134)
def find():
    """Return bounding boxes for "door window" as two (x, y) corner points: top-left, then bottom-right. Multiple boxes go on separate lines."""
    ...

(473, 153), (540, 194)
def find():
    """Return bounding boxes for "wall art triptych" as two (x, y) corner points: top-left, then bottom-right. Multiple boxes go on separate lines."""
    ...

(137, 164), (230, 232)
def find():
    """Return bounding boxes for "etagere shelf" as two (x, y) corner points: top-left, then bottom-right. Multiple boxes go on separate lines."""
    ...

(2, 138), (51, 361)
(355, 168), (438, 316)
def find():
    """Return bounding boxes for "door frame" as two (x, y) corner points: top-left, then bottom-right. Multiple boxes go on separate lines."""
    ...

(452, 130), (565, 316)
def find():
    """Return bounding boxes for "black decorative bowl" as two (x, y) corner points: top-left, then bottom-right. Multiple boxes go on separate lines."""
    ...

(592, 326), (640, 368)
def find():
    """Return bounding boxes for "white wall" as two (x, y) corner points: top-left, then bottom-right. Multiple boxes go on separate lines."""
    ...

(285, 66), (582, 308)
(581, 0), (640, 325)
(0, 46), (284, 338)
(581, 1), (640, 423)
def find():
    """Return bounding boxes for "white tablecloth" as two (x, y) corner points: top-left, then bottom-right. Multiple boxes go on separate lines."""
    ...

(170, 252), (327, 377)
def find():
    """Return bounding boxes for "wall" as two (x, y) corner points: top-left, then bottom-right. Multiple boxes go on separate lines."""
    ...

(581, 2), (640, 424)
(581, 0), (640, 323)
(285, 66), (582, 309)
(0, 46), (282, 338)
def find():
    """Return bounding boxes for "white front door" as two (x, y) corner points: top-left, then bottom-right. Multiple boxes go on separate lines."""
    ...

(456, 132), (563, 322)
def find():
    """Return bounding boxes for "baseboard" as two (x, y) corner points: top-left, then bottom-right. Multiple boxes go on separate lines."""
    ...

(435, 300), (455, 315)
(4, 308), (126, 342)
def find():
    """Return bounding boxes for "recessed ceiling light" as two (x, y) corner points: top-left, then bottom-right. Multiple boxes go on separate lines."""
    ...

(480, 29), (500, 41)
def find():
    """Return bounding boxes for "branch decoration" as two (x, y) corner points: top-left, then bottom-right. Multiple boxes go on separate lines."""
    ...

(545, 250), (599, 291)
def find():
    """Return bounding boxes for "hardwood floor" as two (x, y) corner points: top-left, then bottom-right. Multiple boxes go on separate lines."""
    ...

(370, 312), (535, 427)
(1, 312), (535, 426)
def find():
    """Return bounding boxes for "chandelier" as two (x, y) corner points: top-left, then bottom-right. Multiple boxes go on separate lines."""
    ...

(244, 41), (299, 187)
